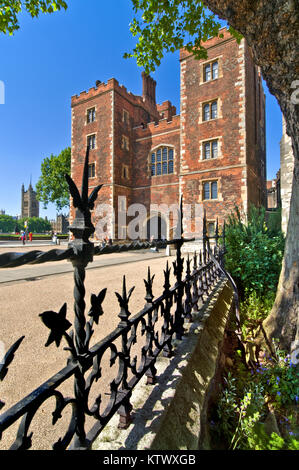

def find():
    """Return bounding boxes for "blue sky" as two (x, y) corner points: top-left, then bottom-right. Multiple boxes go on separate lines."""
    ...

(0, 0), (282, 219)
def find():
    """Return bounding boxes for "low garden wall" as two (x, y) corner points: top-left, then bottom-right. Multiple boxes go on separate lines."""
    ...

(92, 278), (234, 450)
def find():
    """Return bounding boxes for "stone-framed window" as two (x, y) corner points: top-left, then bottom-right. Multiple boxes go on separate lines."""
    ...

(122, 164), (129, 179)
(87, 133), (96, 150)
(122, 135), (129, 151)
(203, 100), (218, 121)
(200, 56), (222, 85)
(150, 146), (174, 176)
(87, 107), (96, 123)
(122, 109), (130, 124)
(203, 180), (218, 200)
(204, 60), (219, 82)
(88, 162), (95, 178)
(207, 220), (216, 237)
(202, 139), (218, 159)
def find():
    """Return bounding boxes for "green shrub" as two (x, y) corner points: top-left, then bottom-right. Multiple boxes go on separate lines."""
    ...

(224, 205), (284, 298)
(266, 207), (282, 236)
(214, 355), (299, 450)
(240, 290), (275, 338)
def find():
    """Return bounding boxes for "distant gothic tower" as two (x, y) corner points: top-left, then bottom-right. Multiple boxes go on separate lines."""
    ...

(21, 182), (39, 218)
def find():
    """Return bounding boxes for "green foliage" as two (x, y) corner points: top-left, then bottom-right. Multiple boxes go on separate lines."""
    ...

(247, 425), (299, 450)
(215, 359), (299, 450)
(214, 337), (299, 450)
(216, 372), (267, 450)
(266, 207), (282, 236)
(224, 205), (285, 298)
(36, 147), (71, 212)
(240, 290), (275, 338)
(0, 1), (68, 35)
(257, 340), (299, 409)
(230, 384), (265, 450)
(18, 216), (52, 233)
(0, 214), (16, 232)
(125, 0), (242, 73)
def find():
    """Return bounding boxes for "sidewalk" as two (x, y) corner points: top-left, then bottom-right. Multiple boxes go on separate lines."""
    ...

(0, 248), (167, 284)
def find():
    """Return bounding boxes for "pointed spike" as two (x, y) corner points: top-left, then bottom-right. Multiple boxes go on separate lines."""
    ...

(193, 251), (197, 270)
(81, 147), (90, 207)
(122, 275), (127, 300)
(186, 254), (191, 275)
(180, 195), (183, 238)
(203, 209), (207, 233)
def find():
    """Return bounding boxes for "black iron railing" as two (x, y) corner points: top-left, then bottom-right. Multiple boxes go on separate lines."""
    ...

(0, 148), (227, 450)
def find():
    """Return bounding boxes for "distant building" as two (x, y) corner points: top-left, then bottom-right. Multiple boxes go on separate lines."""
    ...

(0, 209), (5, 215)
(267, 170), (281, 210)
(49, 214), (69, 234)
(21, 182), (39, 218)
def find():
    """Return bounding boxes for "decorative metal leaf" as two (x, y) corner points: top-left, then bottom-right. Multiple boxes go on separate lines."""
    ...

(88, 184), (103, 209)
(0, 336), (25, 382)
(65, 173), (83, 211)
(88, 288), (107, 324)
(39, 303), (72, 348)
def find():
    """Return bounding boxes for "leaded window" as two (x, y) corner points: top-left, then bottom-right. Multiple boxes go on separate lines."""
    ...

(87, 107), (96, 123)
(87, 134), (96, 150)
(203, 100), (218, 121)
(203, 181), (218, 200)
(212, 61), (218, 79)
(203, 140), (218, 159)
(151, 146), (174, 176)
(204, 61), (218, 82)
(208, 221), (216, 237)
(88, 163), (95, 178)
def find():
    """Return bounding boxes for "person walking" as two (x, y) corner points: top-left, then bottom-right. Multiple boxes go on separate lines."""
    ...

(29, 232), (33, 242)
(20, 231), (25, 245)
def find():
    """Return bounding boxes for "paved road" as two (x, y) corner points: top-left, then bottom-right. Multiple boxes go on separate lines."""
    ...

(0, 245), (167, 284)
(0, 240), (58, 247)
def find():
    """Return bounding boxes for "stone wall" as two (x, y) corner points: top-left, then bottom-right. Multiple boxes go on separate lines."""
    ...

(92, 278), (234, 450)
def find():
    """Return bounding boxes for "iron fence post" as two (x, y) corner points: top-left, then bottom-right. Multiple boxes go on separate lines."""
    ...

(116, 276), (134, 428)
(162, 261), (173, 358)
(144, 267), (157, 384)
(66, 147), (102, 448)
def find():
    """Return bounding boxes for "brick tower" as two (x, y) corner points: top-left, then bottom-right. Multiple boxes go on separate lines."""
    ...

(70, 28), (266, 242)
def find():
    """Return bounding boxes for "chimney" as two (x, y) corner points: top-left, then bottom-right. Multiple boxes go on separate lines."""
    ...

(142, 72), (156, 105)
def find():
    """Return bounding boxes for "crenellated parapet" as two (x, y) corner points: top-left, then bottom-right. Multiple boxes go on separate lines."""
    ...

(133, 113), (180, 139)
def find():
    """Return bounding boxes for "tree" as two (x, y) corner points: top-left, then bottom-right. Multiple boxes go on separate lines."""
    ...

(126, 0), (299, 352)
(0, 214), (16, 233)
(18, 216), (52, 233)
(36, 147), (71, 212)
(0, 0), (68, 35)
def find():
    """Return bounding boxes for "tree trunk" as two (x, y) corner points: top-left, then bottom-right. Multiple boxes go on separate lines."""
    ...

(203, 0), (299, 351)
(262, 155), (299, 352)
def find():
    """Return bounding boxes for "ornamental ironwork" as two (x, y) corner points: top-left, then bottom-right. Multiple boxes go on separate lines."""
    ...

(0, 148), (233, 450)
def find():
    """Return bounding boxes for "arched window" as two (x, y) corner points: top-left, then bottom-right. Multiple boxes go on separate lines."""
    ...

(151, 146), (174, 176)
